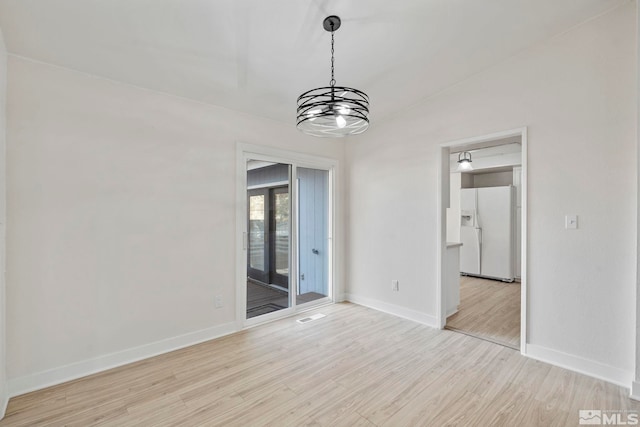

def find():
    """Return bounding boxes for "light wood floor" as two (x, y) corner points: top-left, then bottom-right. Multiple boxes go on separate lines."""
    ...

(447, 276), (521, 349)
(2, 303), (637, 426)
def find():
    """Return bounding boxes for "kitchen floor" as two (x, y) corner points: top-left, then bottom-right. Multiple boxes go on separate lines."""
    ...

(446, 276), (520, 349)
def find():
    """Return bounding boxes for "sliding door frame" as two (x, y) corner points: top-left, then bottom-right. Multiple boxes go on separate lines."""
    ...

(235, 143), (337, 329)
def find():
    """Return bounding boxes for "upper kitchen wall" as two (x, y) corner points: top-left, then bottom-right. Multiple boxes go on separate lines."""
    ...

(345, 1), (636, 384)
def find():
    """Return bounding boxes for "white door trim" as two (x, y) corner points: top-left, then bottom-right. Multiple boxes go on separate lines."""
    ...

(436, 127), (528, 354)
(235, 143), (337, 329)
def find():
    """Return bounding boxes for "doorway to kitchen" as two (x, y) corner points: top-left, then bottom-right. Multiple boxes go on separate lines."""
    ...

(237, 146), (335, 327)
(437, 128), (527, 352)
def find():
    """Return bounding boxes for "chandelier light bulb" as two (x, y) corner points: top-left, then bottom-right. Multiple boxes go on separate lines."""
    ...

(458, 160), (472, 171)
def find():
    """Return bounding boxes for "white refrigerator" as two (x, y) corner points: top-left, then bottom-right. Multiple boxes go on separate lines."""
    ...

(460, 186), (515, 282)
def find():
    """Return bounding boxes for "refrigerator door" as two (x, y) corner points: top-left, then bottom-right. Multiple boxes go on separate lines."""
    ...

(477, 186), (514, 281)
(460, 188), (477, 226)
(460, 226), (481, 275)
(459, 188), (480, 275)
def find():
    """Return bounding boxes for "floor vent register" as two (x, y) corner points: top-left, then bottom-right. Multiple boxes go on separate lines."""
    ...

(296, 313), (326, 324)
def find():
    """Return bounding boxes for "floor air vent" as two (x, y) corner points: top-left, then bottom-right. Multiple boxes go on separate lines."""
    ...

(296, 313), (326, 324)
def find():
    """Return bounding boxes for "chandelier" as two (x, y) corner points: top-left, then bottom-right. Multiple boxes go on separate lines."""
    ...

(296, 16), (370, 138)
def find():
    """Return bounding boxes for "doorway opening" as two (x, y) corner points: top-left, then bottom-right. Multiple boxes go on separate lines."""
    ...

(438, 128), (527, 353)
(237, 147), (335, 327)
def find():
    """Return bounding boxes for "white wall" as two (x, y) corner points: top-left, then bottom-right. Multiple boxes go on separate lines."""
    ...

(0, 24), (8, 415)
(6, 56), (345, 393)
(346, 2), (637, 386)
(635, 0), (640, 399)
(460, 173), (474, 189)
(446, 172), (461, 243)
(471, 171), (512, 188)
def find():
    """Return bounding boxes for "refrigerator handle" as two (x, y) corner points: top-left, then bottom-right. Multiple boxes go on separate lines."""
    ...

(476, 227), (482, 271)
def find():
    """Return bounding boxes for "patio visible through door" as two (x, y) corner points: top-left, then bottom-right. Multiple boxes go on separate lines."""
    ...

(244, 159), (332, 322)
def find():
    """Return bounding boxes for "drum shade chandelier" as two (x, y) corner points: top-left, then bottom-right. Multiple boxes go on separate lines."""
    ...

(296, 16), (370, 138)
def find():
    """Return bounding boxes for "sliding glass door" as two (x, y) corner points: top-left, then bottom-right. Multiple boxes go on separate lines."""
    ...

(247, 186), (289, 289)
(243, 156), (332, 324)
(271, 187), (290, 288)
(246, 162), (291, 319)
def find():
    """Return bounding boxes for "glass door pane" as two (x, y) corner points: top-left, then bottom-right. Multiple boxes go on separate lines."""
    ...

(297, 167), (329, 305)
(246, 161), (291, 319)
(248, 193), (266, 277)
(271, 188), (289, 287)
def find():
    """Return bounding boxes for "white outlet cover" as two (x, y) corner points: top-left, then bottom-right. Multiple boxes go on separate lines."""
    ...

(565, 214), (578, 229)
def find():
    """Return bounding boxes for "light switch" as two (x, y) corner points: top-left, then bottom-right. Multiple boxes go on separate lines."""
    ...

(565, 214), (578, 229)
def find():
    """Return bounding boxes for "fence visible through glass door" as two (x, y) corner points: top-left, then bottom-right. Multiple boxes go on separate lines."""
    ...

(297, 167), (329, 305)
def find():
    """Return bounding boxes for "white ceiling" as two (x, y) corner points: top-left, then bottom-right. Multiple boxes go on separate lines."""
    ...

(0, 0), (626, 125)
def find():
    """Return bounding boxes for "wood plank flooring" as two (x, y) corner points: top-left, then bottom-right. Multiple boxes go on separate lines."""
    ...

(1, 302), (637, 426)
(446, 276), (521, 349)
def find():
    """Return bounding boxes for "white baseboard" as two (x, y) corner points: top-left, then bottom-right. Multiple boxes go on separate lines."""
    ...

(525, 344), (633, 389)
(8, 321), (238, 398)
(344, 293), (439, 328)
(0, 393), (7, 419)
(630, 381), (640, 401)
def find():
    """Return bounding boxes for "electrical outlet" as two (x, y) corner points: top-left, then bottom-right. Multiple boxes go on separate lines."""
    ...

(565, 214), (578, 229)
(392, 280), (399, 292)
(214, 295), (223, 308)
